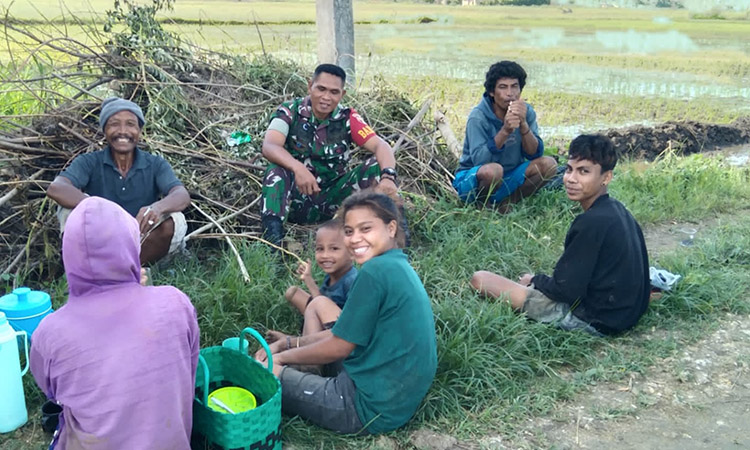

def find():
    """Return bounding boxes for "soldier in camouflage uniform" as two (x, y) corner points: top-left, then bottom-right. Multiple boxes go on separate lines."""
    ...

(260, 64), (399, 246)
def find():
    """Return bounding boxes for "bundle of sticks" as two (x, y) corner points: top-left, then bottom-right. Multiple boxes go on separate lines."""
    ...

(0, 16), (456, 281)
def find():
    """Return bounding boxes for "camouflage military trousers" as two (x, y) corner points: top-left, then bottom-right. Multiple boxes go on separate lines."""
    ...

(261, 157), (381, 223)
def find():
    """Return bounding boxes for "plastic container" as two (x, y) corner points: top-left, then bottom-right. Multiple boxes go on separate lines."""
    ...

(0, 311), (29, 433)
(0, 287), (53, 341)
(208, 386), (257, 414)
(221, 337), (249, 354)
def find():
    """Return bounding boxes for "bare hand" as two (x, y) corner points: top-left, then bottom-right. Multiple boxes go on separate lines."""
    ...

(140, 268), (149, 286)
(508, 98), (528, 125)
(256, 332), (287, 363)
(502, 111), (521, 132)
(293, 166), (321, 196)
(375, 177), (399, 200)
(297, 260), (313, 283)
(136, 203), (164, 235)
(264, 330), (288, 345)
(271, 353), (285, 377)
(518, 273), (534, 287)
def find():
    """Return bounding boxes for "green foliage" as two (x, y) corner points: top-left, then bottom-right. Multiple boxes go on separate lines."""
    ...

(691, 11), (727, 20)
(104, 0), (191, 72)
(614, 153), (750, 222)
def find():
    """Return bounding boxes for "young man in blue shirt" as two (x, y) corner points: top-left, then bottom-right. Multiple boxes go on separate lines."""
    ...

(454, 61), (557, 208)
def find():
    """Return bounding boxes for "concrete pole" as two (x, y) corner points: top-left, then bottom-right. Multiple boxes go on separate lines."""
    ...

(316, 0), (355, 82)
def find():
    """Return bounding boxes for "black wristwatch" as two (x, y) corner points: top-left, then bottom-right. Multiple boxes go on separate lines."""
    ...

(380, 167), (398, 179)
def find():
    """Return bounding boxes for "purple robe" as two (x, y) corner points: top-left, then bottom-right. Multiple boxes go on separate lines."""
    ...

(30, 197), (199, 449)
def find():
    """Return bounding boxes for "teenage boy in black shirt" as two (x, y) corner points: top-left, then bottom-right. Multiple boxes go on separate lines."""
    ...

(470, 134), (650, 336)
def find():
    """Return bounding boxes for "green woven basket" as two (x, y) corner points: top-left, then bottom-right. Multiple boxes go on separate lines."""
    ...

(193, 327), (282, 450)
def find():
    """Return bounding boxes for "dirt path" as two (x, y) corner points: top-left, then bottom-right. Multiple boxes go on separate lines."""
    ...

(518, 314), (750, 450)
(508, 216), (750, 450)
(404, 313), (750, 450)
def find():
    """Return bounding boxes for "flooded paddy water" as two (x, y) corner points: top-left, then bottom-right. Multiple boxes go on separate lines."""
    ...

(159, 8), (749, 141)
(3, 1), (749, 141)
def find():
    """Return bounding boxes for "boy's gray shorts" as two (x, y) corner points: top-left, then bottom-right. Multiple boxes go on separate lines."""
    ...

(279, 365), (369, 435)
(522, 288), (604, 337)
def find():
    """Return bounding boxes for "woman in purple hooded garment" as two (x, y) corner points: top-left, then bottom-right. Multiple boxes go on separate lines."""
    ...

(30, 197), (200, 449)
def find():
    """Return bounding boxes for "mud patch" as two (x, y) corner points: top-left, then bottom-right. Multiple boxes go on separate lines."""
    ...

(603, 117), (750, 160)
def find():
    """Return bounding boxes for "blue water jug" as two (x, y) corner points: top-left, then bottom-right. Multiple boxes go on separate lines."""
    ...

(0, 311), (29, 433)
(0, 287), (53, 341)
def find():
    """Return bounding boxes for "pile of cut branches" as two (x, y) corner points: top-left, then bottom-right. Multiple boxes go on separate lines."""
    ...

(0, 2), (456, 281)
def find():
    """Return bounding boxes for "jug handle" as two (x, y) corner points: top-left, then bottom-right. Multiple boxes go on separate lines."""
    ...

(17, 330), (29, 376)
(240, 327), (273, 373)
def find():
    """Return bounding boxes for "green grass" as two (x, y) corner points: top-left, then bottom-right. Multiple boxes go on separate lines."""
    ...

(5, 153), (750, 448)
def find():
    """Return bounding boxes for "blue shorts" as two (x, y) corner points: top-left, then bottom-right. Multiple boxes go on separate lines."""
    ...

(453, 161), (531, 203)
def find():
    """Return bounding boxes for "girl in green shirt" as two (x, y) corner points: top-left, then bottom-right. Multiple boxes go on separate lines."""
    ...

(257, 191), (437, 435)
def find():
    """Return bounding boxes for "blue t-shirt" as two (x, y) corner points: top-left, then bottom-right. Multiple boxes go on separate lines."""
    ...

(319, 265), (358, 309)
(60, 147), (183, 217)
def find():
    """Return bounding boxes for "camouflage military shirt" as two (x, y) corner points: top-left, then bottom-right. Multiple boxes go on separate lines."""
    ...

(268, 96), (376, 187)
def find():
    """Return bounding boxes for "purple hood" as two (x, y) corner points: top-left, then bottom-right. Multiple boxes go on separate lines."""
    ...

(31, 197), (199, 450)
(63, 196), (140, 297)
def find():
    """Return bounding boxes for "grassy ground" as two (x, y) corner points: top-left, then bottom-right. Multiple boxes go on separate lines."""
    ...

(4, 152), (750, 449)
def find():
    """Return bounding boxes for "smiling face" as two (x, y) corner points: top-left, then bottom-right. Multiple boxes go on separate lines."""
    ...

(343, 206), (397, 265)
(308, 72), (345, 120)
(104, 110), (141, 156)
(314, 226), (352, 279)
(563, 157), (613, 210)
(489, 77), (521, 111)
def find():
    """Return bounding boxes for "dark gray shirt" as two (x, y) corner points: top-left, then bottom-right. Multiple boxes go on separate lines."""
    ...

(60, 147), (183, 217)
(320, 265), (358, 309)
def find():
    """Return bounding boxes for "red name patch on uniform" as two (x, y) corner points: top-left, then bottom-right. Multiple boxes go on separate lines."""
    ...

(350, 110), (376, 147)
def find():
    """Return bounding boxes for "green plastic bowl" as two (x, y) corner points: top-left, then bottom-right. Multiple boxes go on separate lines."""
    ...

(207, 387), (257, 414)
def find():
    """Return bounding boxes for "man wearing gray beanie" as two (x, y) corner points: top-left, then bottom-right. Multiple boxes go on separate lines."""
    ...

(47, 97), (191, 265)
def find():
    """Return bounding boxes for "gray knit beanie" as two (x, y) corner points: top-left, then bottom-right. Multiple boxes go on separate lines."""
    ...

(99, 97), (145, 130)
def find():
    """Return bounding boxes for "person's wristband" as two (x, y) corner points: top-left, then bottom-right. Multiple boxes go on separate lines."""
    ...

(521, 128), (531, 136)
(296, 337), (300, 348)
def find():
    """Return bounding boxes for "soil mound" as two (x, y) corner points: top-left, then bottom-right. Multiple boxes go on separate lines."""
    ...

(605, 118), (750, 160)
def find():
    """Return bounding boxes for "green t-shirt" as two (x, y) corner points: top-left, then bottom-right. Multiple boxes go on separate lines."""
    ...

(332, 248), (437, 434)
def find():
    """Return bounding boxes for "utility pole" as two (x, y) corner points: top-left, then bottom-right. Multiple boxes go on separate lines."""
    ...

(315, 0), (355, 82)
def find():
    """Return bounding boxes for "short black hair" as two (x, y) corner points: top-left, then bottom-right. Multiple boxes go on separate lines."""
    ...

(484, 61), (527, 95)
(568, 134), (618, 172)
(317, 219), (343, 233)
(313, 64), (346, 86)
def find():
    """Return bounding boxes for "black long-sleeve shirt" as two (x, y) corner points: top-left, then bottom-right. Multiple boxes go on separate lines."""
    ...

(532, 194), (650, 335)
